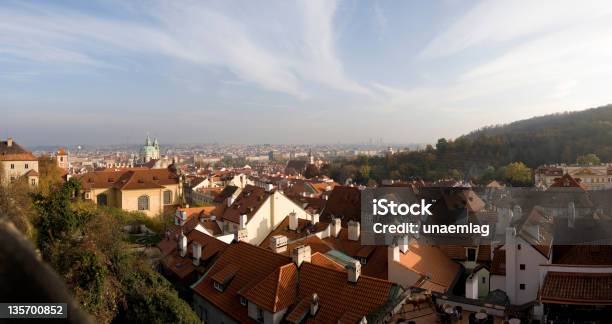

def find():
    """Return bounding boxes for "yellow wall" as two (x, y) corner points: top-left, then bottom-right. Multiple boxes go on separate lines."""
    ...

(85, 183), (180, 218)
(1, 160), (38, 184)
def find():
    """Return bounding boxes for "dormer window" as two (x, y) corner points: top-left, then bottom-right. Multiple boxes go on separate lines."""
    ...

(240, 296), (247, 306)
(466, 247), (477, 262)
(214, 281), (224, 292)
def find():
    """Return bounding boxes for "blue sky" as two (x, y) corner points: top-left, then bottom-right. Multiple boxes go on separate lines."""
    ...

(2, 0), (612, 146)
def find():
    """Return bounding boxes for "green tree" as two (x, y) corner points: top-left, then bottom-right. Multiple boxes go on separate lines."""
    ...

(576, 153), (601, 165)
(504, 162), (532, 186)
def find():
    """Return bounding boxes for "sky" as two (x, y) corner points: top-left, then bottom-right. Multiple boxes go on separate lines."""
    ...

(2, 0), (612, 146)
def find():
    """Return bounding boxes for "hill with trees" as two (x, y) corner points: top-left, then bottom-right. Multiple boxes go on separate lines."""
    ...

(321, 104), (612, 185)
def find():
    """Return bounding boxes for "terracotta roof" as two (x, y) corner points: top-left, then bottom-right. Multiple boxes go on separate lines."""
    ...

(221, 185), (270, 224)
(242, 263), (297, 313)
(77, 168), (179, 191)
(550, 173), (586, 189)
(24, 169), (39, 177)
(288, 261), (401, 323)
(159, 230), (228, 279)
(259, 216), (318, 251)
(439, 245), (491, 262)
(0, 139), (37, 161)
(395, 240), (460, 292)
(211, 263), (241, 285)
(192, 242), (292, 323)
(310, 252), (345, 271)
(554, 245), (612, 265)
(288, 195), (327, 214)
(320, 186), (361, 226)
(541, 272), (612, 305)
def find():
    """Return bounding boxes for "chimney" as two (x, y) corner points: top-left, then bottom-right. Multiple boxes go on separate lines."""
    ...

(289, 212), (298, 231)
(235, 229), (248, 242)
(568, 201), (576, 228)
(270, 235), (288, 253)
(399, 235), (409, 254)
(332, 218), (341, 238)
(310, 293), (319, 316)
(388, 240), (400, 262)
(239, 214), (247, 230)
(265, 183), (274, 192)
(348, 220), (360, 241)
(311, 213), (319, 224)
(292, 245), (311, 267)
(6, 138), (12, 147)
(178, 232), (188, 257)
(346, 259), (361, 283)
(227, 196), (234, 207)
(192, 242), (202, 266)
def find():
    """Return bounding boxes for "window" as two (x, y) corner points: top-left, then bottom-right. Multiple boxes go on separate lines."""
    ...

(24, 164), (28, 169)
(30, 178), (36, 186)
(360, 257), (367, 265)
(517, 244), (521, 250)
(520, 284), (525, 290)
(520, 264), (525, 270)
(482, 277), (486, 284)
(10, 164), (14, 169)
(214, 281), (223, 292)
(466, 248), (477, 262)
(60, 157), (64, 162)
(257, 307), (264, 321)
(240, 296), (247, 306)
(10, 176), (15, 183)
(138, 195), (149, 211)
(97, 194), (108, 206)
(85, 193), (91, 199)
(163, 190), (172, 205)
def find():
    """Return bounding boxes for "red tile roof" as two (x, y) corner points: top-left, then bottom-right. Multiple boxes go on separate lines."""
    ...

(310, 252), (345, 271)
(159, 230), (228, 280)
(221, 185), (270, 224)
(541, 272), (612, 305)
(395, 240), (460, 293)
(491, 248), (506, 275)
(242, 263), (297, 313)
(289, 262), (401, 323)
(77, 168), (179, 191)
(320, 186), (361, 226)
(192, 242), (292, 323)
(0, 140), (37, 161)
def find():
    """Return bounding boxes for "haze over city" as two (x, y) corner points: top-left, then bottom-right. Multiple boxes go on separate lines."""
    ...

(2, 0), (612, 146)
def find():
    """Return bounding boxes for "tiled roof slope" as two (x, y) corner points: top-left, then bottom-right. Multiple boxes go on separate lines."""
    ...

(192, 242), (292, 323)
(221, 185), (270, 224)
(242, 263), (297, 313)
(78, 168), (179, 190)
(541, 272), (612, 305)
(289, 262), (402, 323)
(0, 140), (37, 161)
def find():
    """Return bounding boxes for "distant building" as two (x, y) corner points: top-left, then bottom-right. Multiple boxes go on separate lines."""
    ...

(141, 135), (160, 163)
(77, 167), (181, 217)
(56, 147), (69, 170)
(0, 137), (38, 187)
(535, 164), (612, 190)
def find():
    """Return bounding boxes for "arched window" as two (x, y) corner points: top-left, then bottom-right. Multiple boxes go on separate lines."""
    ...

(138, 195), (149, 211)
(163, 190), (172, 205)
(97, 193), (108, 206)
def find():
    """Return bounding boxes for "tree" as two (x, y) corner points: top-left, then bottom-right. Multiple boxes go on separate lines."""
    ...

(577, 153), (601, 165)
(503, 162), (532, 186)
(38, 155), (64, 195)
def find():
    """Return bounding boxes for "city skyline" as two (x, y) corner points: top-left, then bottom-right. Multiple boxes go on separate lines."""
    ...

(3, 0), (612, 146)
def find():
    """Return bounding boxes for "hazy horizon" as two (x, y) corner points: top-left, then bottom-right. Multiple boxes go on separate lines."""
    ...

(3, 0), (612, 146)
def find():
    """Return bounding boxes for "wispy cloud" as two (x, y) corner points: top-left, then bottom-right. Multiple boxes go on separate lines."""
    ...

(0, 0), (366, 98)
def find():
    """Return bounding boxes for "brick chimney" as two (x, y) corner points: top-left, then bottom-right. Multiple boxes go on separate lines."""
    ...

(346, 259), (361, 283)
(270, 235), (288, 253)
(348, 220), (360, 241)
(289, 212), (298, 231)
(192, 242), (202, 266)
(292, 245), (311, 267)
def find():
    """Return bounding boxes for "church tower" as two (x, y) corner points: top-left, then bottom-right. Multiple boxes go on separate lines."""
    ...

(141, 135), (161, 163)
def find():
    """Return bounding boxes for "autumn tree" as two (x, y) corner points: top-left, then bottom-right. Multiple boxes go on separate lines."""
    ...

(576, 153), (601, 165)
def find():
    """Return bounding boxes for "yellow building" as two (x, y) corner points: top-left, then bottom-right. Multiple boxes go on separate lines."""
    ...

(78, 167), (182, 217)
(0, 137), (39, 187)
